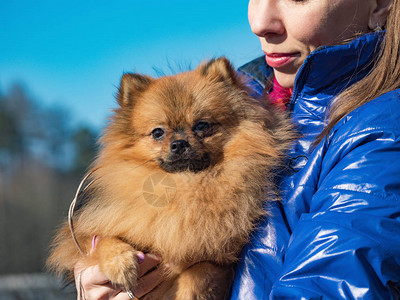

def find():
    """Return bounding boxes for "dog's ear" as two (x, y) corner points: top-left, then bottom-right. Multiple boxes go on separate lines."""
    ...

(117, 73), (153, 107)
(198, 57), (238, 84)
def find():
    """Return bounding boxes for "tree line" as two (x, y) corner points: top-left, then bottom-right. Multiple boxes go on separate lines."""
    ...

(0, 83), (98, 274)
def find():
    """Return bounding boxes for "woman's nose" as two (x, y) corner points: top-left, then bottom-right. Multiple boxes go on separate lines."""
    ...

(248, 0), (285, 38)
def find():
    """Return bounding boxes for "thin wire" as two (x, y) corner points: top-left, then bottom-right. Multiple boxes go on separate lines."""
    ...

(77, 271), (84, 300)
(68, 170), (96, 256)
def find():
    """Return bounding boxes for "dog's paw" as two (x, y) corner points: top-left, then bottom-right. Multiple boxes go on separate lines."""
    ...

(96, 238), (139, 290)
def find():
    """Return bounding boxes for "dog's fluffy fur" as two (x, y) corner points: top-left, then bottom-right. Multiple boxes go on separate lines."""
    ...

(47, 57), (295, 299)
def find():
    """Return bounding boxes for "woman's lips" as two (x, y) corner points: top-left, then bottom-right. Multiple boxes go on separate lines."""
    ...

(264, 53), (299, 68)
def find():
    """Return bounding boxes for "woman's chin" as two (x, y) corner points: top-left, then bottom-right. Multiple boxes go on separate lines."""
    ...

(273, 71), (296, 89)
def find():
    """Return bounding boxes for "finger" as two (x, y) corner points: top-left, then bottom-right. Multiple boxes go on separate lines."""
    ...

(81, 265), (111, 287)
(79, 265), (127, 300)
(87, 287), (135, 300)
(87, 285), (136, 300)
(74, 265), (110, 300)
(134, 266), (164, 298)
(84, 284), (116, 300)
(138, 253), (161, 277)
(115, 293), (134, 300)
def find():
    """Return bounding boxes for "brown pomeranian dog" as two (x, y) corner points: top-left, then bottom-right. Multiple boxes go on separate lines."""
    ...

(47, 57), (295, 299)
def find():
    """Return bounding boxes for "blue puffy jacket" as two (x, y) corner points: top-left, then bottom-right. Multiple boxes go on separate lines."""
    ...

(231, 32), (400, 299)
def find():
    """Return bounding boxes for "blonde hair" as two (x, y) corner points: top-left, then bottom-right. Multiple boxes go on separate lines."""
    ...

(315, 0), (400, 144)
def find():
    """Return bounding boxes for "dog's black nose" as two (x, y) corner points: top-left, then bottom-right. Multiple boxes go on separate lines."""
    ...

(170, 140), (190, 155)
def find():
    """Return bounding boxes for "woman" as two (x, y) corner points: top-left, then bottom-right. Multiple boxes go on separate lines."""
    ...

(232, 0), (400, 298)
(76, 0), (400, 298)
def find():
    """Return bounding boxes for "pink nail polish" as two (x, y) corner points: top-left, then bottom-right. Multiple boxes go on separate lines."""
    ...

(137, 252), (145, 264)
(92, 235), (98, 250)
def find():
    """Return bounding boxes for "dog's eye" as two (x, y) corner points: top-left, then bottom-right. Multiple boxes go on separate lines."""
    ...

(193, 121), (213, 137)
(151, 128), (166, 140)
(193, 121), (210, 132)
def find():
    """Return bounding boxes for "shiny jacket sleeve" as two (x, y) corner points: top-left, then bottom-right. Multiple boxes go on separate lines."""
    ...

(270, 91), (400, 299)
(230, 201), (290, 299)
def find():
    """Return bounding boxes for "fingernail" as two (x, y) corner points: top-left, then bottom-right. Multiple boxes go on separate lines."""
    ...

(137, 252), (145, 264)
(91, 235), (98, 250)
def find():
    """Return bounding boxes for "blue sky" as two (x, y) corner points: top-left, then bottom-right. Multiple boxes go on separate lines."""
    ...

(0, 1), (261, 130)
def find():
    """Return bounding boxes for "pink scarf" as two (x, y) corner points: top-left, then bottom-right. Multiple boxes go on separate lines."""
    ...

(268, 78), (293, 110)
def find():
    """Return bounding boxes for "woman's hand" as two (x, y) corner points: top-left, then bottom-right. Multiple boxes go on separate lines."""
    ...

(74, 236), (164, 300)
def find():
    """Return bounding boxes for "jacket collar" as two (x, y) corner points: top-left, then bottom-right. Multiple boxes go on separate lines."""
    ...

(290, 31), (384, 110)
